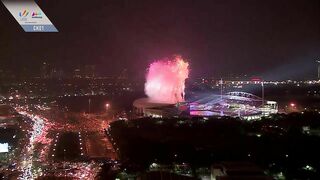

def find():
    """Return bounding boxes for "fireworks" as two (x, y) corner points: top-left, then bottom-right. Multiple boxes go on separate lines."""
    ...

(145, 55), (189, 104)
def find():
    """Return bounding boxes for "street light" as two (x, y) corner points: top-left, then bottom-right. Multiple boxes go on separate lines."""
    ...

(105, 103), (110, 112)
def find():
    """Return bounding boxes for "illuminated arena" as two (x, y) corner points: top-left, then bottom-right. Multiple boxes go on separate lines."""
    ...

(133, 56), (277, 120)
(133, 92), (278, 120)
(133, 98), (178, 118)
(133, 55), (189, 118)
(189, 91), (278, 120)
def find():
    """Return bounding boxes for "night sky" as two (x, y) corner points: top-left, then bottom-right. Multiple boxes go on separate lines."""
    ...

(0, 0), (319, 79)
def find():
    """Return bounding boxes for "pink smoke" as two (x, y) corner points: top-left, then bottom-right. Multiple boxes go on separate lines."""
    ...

(145, 55), (189, 104)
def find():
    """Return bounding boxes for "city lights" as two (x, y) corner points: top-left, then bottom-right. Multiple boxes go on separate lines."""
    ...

(0, 1), (320, 179)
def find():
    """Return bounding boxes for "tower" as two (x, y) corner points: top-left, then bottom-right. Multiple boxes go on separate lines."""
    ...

(40, 62), (49, 78)
(84, 65), (96, 78)
(316, 60), (320, 79)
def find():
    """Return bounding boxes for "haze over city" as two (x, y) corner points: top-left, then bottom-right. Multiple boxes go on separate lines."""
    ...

(0, 0), (320, 79)
(1, 0), (320, 180)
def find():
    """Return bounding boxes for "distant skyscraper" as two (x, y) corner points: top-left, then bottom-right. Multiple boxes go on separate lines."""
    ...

(317, 60), (320, 79)
(40, 62), (49, 78)
(119, 68), (128, 79)
(73, 69), (82, 78)
(49, 68), (64, 79)
(84, 65), (96, 78)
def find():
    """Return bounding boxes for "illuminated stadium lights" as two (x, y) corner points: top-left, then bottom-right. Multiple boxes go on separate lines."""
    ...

(189, 92), (278, 120)
(134, 91), (278, 119)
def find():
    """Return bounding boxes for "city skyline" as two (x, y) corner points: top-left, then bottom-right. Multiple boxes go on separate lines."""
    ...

(0, 0), (319, 79)
(1, 1), (320, 179)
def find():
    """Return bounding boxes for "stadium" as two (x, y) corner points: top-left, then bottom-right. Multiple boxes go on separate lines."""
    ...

(133, 91), (278, 120)
(188, 91), (278, 120)
(134, 57), (277, 120)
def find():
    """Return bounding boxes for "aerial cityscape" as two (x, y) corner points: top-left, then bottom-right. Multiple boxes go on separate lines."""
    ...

(1, 0), (320, 180)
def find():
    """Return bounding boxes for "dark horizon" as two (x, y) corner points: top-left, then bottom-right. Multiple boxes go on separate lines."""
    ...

(0, 0), (319, 80)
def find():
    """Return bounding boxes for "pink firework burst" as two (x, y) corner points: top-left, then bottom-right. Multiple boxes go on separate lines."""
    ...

(145, 55), (189, 104)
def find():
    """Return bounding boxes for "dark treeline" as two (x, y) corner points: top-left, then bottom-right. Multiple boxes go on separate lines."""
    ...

(108, 112), (320, 179)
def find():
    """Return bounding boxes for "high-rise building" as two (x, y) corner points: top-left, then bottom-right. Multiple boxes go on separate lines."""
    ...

(118, 68), (128, 79)
(316, 60), (320, 79)
(84, 65), (96, 78)
(73, 69), (82, 78)
(50, 68), (64, 79)
(40, 62), (49, 78)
